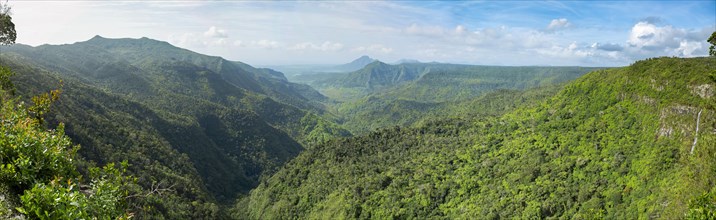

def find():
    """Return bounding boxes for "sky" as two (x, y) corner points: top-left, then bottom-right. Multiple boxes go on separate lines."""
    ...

(6, 1), (716, 66)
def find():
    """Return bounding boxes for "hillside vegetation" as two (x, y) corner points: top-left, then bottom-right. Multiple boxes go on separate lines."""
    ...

(313, 61), (599, 134)
(2, 36), (350, 217)
(4, 34), (714, 219)
(238, 57), (716, 219)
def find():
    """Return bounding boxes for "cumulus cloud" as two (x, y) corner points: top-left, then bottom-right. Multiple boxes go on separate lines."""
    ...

(168, 33), (205, 48)
(404, 23), (446, 37)
(591, 42), (624, 51)
(207, 38), (227, 46)
(639, 16), (662, 24)
(252, 39), (280, 49)
(156, 4), (716, 65)
(455, 25), (467, 35)
(404, 24), (470, 37)
(465, 26), (511, 45)
(288, 41), (344, 51)
(676, 40), (703, 57)
(546, 18), (571, 32)
(204, 26), (228, 38)
(233, 40), (244, 47)
(168, 32), (228, 48)
(537, 42), (593, 58)
(625, 21), (711, 57)
(352, 44), (393, 54)
(627, 22), (682, 50)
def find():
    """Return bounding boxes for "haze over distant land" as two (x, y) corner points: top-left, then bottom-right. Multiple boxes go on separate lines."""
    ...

(9, 1), (716, 66)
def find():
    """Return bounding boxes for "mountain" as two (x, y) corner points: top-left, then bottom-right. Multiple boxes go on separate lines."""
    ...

(3, 36), (348, 143)
(2, 60), (228, 218)
(393, 58), (421, 64)
(1, 36), (350, 217)
(236, 57), (716, 219)
(334, 55), (376, 72)
(313, 62), (599, 133)
(314, 62), (597, 99)
(335, 85), (565, 134)
(267, 56), (377, 85)
(319, 61), (424, 90)
(9, 35), (328, 111)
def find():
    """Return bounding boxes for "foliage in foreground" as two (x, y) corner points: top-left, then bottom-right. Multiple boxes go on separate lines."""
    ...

(2, 37), (351, 206)
(1, 65), (132, 219)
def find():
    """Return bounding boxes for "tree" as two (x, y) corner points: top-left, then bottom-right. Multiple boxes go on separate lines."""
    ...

(0, 3), (133, 219)
(0, 1), (14, 97)
(0, 1), (16, 45)
(709, 31), (716, 57)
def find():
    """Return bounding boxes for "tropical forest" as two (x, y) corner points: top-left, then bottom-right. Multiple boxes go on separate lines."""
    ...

(0, 1), (714, 219)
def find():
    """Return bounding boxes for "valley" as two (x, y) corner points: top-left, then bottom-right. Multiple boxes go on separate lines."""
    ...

(1, 1), (715, 219)
(3, 36), (715, 219)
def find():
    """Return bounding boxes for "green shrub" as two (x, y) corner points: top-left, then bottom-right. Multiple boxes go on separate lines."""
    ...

(1, 65), (132, 219)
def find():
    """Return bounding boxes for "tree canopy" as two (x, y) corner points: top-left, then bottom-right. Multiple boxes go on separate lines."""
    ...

(0, 2), (16, 45)
(708, 31), (716, 56)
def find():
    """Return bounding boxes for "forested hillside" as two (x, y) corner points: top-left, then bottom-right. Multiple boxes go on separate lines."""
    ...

(313, 61), (599, 134)
(314, 61), (596, 100)
(237, 57), (716, 219)
(2, 0), (715, 219)
(1, 36), (350, 217)
(335, 85), (565, 134)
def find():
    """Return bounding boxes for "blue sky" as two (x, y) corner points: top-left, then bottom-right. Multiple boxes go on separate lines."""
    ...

(8, 1), (716, 66)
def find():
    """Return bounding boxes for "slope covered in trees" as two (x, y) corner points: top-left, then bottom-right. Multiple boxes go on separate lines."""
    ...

(1, 36), (350, 217)
(312, 61), (599, 134)
(237, 57), (716, 219)
(313, 61), (597, 100)
(335, 85), (565, 134)
(0, 65), (137, 219)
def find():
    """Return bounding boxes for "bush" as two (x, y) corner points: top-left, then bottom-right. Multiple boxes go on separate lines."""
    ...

(1, 65), (132, 219)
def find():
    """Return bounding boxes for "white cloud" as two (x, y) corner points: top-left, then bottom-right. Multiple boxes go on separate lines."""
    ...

(404, 24), (469, 37)
(537, 42), (591, 58)
(591, 42), (624, 51)
(455, 25), (467, 35)
(208, 38), (227, 46)
(404, 23), (446, 37)
(626, 22), (710, 57)
(252, 39), (280, 49)
(352, 44), (393, 54)
(9, 1), (715, 66)
(546, 18), (571, 32)
(288, 41), (344, 51)
(676, 40), (703, 57)
(204, 26), (228, 38)
(168, 33), (205, 48)
(168, 32), (227, 48)
(464, 26), (512, 46)
(627, 22), (681, 49)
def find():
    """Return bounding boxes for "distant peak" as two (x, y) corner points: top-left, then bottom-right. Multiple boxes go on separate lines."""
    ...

(90, 35), (106, 40)
(335, 55), (379, 71)
(366, 60), (388, 67)
(83, 35), (175, 48)
(394, 59), (421, 64)
(351, 55), (375, 63)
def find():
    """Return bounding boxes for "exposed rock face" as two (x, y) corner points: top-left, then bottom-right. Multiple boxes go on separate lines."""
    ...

(657, 104), (698, 139)
(690, 84), (713, 99)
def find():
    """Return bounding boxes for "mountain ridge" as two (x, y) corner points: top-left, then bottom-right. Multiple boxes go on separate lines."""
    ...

(237, 57), (716, 219)
(1, 36), (351, 214)
(334, 55), (376, 72)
